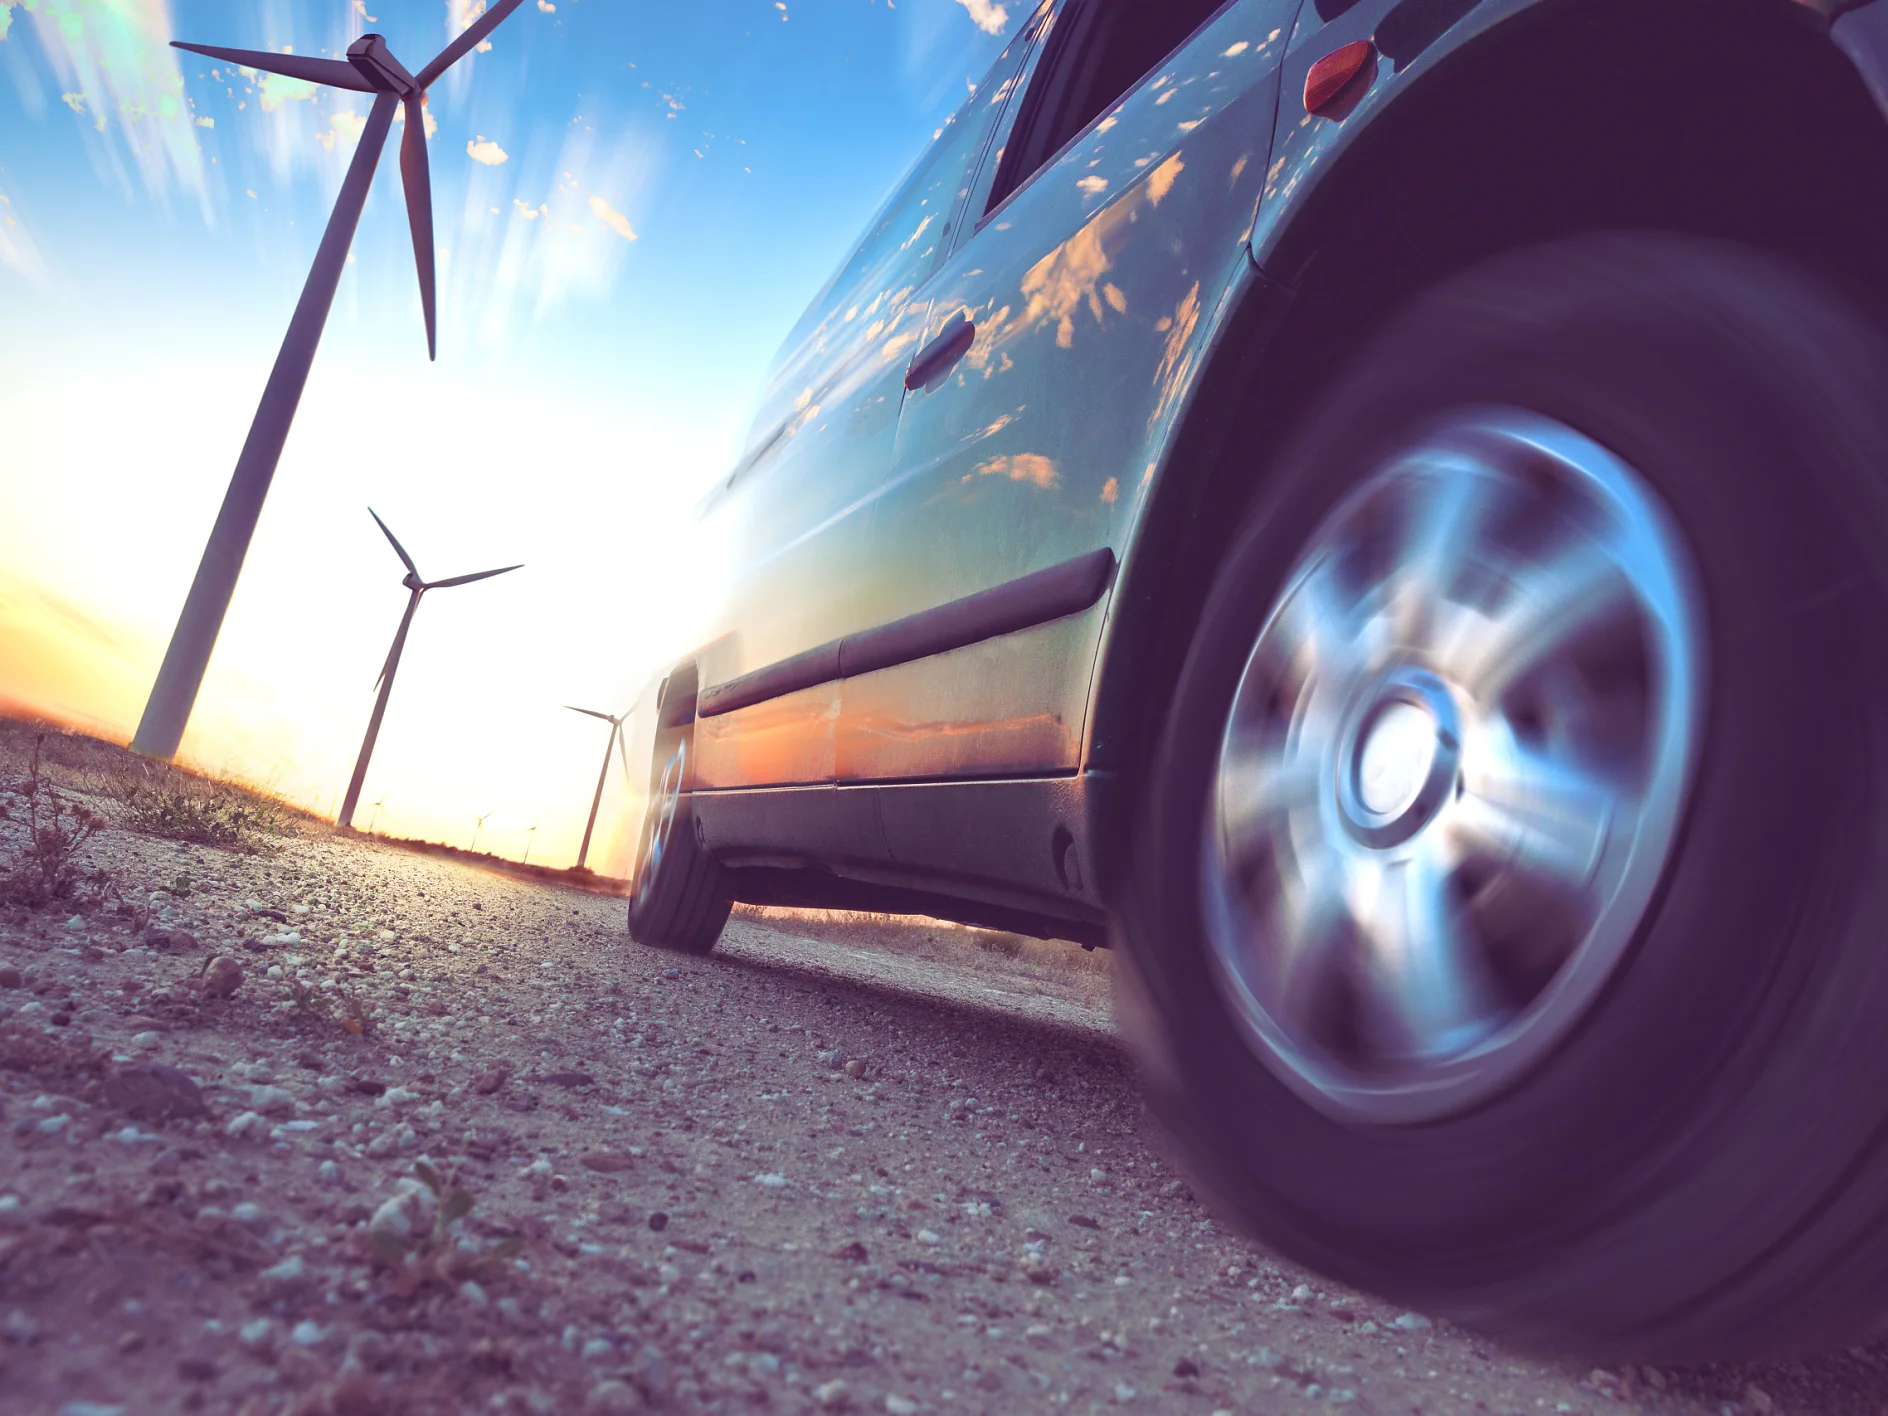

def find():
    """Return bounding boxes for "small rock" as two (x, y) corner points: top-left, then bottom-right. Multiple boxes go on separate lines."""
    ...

(239, 1317), (275, 1350)
(369, 1182), (434, 1242)
(58, 1403), (125, 1416)
(374, 1086), (420, 1108)
(844, 1058), (868, 1078)
(34, 1113), (71, 1136)
(833, 1240), (869, 1263)
(1173, 1358), (1200, 1379)
(230, 1202), (267, 1233)
(754, 1173), (787, 1189)
(917, 1229), (941, 1245)
(63, 915), (85, 930)
(249, 1085), (297, 1117)
(647, 1212), (668, 1232)
(224, 1111), (266, 1141)
(586, 1380), (644, 1414)
(317, 1159), (341, 1186)
(200, 957), (243, 999)
(290, 1319), (326, 1347)
(581, 1337), (615, 1361)
(132, 1032), (161, 1051)
(1291, 1283), (1313, 1301)
(581, 1152), (635, 1174)
(260, 1255), (306, 1289)
(459, 1280), (490, 1307)
(1746, 1385), (1776, 1415)
(473, 1068), (508, 1095)
(1393, 1312), (1432, 1331)
(0, 967), (21, 989)
(1068, 1214), (1100, 1230)
(1113, 1384), (1136, 1404)
(144, 928), (199, 953)
(177, 1355), (218, 1382)
(813, 1378), (850, 1409)
(1018, 1252), (1057, 1285)
(102, 1064), (207, 1122)
(885, 1398), (919, 1416)
(545, 1071), (594, 1088)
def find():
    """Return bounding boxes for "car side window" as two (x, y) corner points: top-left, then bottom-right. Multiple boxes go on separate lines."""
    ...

(985, 0), (1232, 216)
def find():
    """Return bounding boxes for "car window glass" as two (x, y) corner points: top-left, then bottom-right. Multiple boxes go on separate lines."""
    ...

(735, 21), (1047, 468)
(986, 0), (1230, 215)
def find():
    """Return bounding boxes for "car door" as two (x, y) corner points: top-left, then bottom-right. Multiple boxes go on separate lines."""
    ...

(688, 24), (1042, 797)
(836, 0), (1301, 794)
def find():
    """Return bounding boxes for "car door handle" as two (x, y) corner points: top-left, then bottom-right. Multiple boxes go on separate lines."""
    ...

(905, 311), (977, 390)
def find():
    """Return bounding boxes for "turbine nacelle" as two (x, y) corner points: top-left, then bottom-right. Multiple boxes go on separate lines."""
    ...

(346, 34), (418, 95)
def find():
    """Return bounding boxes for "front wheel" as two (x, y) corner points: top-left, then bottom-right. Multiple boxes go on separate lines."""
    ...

(1117, 233), (1888, 1361)
(627, 734), (731, 955)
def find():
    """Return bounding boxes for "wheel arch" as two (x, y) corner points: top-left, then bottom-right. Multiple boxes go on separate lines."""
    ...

(1085, 0), (1888, 892)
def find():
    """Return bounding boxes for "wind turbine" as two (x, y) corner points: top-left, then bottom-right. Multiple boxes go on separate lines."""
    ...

(521, 816), (541, 866)
(336, 510), (521, 830)
(470, 811), (494, 853)
(366, 796), (387, 835)
(565, 704), (628, 872)
(129, 0), (529, 762)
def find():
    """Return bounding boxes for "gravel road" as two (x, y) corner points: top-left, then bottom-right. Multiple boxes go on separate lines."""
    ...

(5, 762), (1888, 1415)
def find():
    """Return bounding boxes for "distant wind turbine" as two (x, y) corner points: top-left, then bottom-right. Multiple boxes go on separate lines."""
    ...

(565, 704), (629, 872)
(366, 796), (387, 835)
(521, 816), (541, 866)
(470, 811), (494, 853)
(129, 0), (529, 762)
(336, 510), (521, 830)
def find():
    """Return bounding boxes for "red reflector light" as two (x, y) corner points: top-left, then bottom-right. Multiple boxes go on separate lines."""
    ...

(1305, 39), (1375, 115)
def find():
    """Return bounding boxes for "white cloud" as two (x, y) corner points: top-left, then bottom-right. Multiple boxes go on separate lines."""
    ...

(467, 135), (509, 166)
(588, 194), (637, 241)
(536, 0), (555, 10)
(953, 0), (1009, 36)
(257, 71), (319, 113)
(315, 108), (369, 154)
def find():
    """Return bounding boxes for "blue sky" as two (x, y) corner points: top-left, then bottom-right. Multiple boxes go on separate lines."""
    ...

(0, 0), (1018, 868)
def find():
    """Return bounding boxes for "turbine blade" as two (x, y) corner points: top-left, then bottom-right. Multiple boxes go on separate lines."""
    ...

(367, 508), (420, 577)
(426, 563), (522, 589)
(399, 95), (437, 361)
(171, 42), (375, 92)
(564, 705), (616, 723)
(415, 0), (528, 91)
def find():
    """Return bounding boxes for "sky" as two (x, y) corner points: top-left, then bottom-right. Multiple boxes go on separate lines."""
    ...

(0, 0), (1019, 875)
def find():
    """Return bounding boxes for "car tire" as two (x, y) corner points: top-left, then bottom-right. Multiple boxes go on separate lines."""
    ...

(627, 732), (732, 955)
(1116, 232), (1888, 1361)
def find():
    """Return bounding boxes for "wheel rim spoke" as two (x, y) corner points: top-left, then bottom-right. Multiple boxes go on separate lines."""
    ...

(1384, 460), (1501, 647)
(1445, 541), (1636, 702)
(1453, 740), (1621, 897)
(1354, 859), (1493, 1060)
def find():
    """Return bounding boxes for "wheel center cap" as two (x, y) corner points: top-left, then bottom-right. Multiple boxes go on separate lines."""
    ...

(1357, 701), (1437, 816)
(1338, 670), (1461, 847)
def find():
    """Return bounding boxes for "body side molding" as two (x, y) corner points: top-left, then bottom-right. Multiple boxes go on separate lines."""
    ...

(698, 547), (1117, 719)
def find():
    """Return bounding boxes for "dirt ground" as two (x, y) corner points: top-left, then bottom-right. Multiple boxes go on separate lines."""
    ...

(6, 729), (1888, 1415)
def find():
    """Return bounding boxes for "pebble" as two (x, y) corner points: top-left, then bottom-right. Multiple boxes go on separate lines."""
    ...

(813, 1378), (849, 1408)
(290, 1319), (326, 1347)
(1113, 1383), (1136, 1403)
(249, 1085), (297, 1117)
(239, 1317), (274, 1348)
(132, 1032), (161, 1051)
(260, 1255), (306, 1289)
(844, 1058), (868, 1078)
(885, 1398), (919, 1416)
(755, 1173), (787, 1189)
(917, 1229), (941, 1245)
(58, 1404), (125, 1416)
(459, 1280), (490, 1307)
(36, 1115), (71, 1136)
(1394, 1312), (1433, 1331)
(200, 957), (244, 999)
(230, 1202), (267, 1233)
(224, 1111), (266, 1140)
(316, 1160), (341, 1186)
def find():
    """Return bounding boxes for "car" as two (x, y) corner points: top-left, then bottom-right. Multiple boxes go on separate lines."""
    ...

(621, 0), (1888, 1361)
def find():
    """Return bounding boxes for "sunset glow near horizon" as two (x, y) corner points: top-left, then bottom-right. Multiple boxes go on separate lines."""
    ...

(0, 0), (1016, 873)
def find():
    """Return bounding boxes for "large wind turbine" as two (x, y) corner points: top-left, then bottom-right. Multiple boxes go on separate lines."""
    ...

(336, 510), (520, 829)
(130, 0), (528, 762)
(565, 704), (629, 872)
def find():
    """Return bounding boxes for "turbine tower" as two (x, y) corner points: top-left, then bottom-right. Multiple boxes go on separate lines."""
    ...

(565, 704), (629, 872)
(130, 0), (528, 761)
(470, 811), (494, 853)
(366, 796), (387, 835)
(337, 510), (520, 830)
(521, 816), (541, 866)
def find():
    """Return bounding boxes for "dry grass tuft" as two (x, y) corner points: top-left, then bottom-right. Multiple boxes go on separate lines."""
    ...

(107, 757), (294, 851)
(0, 735), (105, 909)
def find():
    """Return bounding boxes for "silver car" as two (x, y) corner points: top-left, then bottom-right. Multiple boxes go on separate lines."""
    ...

(625, 0), (1888, 1360)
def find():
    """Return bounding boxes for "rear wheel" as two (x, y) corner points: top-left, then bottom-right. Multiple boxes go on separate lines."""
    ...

(1117, 233), (1888, 1360)
(627, 734), (731, 954)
